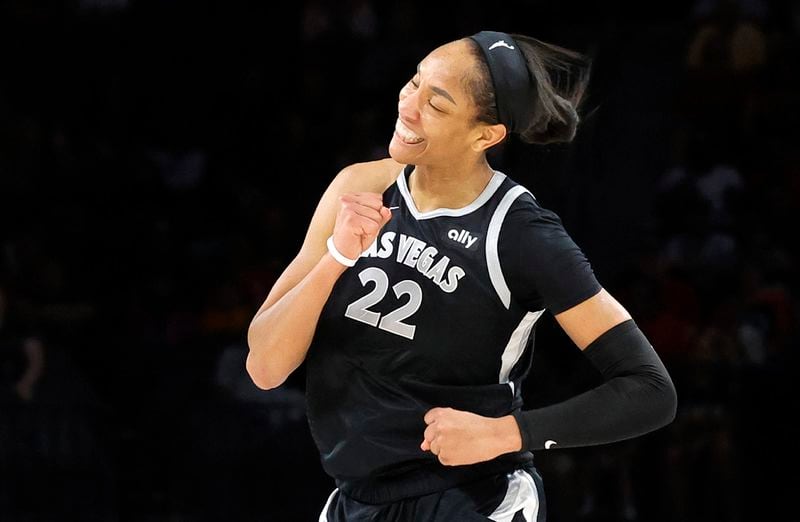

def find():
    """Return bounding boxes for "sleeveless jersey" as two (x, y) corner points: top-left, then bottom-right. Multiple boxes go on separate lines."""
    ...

(305, 164), (601, 504)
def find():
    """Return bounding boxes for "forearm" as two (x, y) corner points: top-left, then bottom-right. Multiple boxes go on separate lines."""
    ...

(510, 373), (676, 451)
(509, 320), (677, 451)
(247, 253), (348, 389)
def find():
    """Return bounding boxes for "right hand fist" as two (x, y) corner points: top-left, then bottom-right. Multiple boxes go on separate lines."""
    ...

(331, 192), (393, 260)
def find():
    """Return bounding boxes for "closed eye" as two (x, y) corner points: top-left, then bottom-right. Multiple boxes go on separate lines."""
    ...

(409, 77), (445, 113)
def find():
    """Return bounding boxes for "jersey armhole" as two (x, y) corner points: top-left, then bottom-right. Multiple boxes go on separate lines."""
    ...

(486, 185), (535, 309)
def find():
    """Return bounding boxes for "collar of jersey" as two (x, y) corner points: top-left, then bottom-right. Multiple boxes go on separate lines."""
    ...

(396, 166), (507, 220)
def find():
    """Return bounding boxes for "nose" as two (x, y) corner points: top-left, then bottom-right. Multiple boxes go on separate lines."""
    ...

(398, 88), (421, 123)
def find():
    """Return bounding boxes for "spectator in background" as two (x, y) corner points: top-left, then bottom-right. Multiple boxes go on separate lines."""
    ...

(0, 285), (45, 404)
(0, 282), (117, 520)
(683, 0), (767, 143)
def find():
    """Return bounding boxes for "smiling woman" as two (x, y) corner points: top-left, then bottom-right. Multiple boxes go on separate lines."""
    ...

(246, 30), (676, 522)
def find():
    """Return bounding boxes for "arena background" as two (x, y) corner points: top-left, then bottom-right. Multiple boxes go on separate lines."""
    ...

(1, 1), (798, 521)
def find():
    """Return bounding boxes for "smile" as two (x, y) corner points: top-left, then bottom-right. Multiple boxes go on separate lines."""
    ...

(394, 119), (425, 145)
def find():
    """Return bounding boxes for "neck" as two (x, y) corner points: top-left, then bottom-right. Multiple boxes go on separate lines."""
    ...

(408, 156), (495, 212)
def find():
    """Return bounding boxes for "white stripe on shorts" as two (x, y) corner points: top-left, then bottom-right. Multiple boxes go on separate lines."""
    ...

(488, 469), (540, 522)
(318, 487), (339, 522)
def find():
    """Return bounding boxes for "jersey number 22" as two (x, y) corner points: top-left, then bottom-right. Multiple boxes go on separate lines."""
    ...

(344, 267), (422, 340)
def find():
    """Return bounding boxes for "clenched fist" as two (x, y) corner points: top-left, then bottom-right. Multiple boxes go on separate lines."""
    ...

(331, 192), (393, 260)
(420, 407), (523, 466)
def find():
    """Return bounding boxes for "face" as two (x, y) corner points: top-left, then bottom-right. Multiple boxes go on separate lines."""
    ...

(388, 40), (500, 167)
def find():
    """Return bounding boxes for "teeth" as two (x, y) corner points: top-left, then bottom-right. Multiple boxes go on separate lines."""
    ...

(395, 119), (424, 144)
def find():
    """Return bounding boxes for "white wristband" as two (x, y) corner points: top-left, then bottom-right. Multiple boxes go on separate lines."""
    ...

(326, 236), (359, 267)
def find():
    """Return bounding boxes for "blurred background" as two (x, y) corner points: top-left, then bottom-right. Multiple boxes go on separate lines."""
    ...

(1, 0), (798, 521)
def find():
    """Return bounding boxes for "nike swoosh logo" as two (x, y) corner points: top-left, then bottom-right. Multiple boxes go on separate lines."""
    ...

(388, 206), (400, 210)
(489, 40), (515, 51)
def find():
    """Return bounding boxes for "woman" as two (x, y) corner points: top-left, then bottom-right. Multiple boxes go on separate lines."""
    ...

(246, 31), (677, 521)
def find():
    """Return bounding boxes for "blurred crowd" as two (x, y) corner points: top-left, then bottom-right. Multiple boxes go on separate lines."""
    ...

(1, 0), (798, 521)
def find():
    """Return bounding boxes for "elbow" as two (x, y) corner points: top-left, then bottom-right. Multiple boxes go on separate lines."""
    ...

(246, 321), (284, 390)
(654, 377), (678, 428)
(246, 351), (287, 390)
(664, 379), (678, 425)
(246, 320), (304, 390)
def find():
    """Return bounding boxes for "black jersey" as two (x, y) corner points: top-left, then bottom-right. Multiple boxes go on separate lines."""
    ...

(305, 164), (602, 504)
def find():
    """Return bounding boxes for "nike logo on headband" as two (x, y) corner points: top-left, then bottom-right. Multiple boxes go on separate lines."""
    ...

(489, 40), (515, 51)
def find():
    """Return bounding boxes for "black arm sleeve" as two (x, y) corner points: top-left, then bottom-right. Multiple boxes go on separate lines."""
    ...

(511, 319), (678, 450)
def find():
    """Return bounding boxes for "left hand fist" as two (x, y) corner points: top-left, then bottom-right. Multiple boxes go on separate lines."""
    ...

(420, 407), (522, 466)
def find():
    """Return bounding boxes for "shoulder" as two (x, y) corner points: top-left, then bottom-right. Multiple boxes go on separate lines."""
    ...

(496, 185), (601, 313)
(498, 186), (584, 257)
(297, 158), (403, 254)
(499, 184), (563, 229)
(333, 158), (404, 195)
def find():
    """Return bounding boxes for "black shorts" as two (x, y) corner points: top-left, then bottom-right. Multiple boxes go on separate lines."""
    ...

(319, 464), (546, 522)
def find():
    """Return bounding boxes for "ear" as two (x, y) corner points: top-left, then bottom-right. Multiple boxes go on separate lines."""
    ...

(471, 123), (507, 153)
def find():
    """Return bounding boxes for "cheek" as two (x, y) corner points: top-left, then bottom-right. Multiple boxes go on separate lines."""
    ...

(427, 124), (476, 155)
(421, 117), (460, 142)
(398, 85), (413, 100)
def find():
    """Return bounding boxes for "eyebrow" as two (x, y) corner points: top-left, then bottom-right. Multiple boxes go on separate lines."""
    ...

(416, 64), (457, 106)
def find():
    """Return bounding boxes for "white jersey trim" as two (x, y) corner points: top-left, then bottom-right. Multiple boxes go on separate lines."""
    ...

(488, 469), (541, 521)
(318, 487), (339, 522)
(396, 167), (507, 220)
(486, 184), (533, 309)
(499, 310), (544, 387)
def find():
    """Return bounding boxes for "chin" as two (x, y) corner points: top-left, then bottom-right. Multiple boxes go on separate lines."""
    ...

(388, 143), (407, 163)
(388, 136), (422, 165)
(387, 141), (406, 163)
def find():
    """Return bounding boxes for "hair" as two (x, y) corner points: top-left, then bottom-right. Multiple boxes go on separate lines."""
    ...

(464, 33), (593, 145)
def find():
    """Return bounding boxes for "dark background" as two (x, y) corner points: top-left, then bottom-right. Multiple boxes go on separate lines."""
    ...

(2, 0), (799, 521)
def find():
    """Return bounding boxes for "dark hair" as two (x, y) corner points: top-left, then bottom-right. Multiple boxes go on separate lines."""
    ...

(464, 34), (592, 145)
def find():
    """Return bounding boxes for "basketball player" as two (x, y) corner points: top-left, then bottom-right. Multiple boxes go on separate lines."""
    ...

(246, 31), (677, 521)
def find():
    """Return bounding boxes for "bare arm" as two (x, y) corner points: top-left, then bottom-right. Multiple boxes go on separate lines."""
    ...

(246, 163), (395, 390)
(553, 287), (632, 350)
(246, 251), (348, 390)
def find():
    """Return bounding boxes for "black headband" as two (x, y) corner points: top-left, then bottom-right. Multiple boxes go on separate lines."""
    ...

(468, 31), (537, 134)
